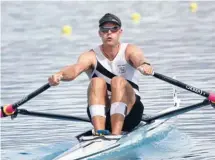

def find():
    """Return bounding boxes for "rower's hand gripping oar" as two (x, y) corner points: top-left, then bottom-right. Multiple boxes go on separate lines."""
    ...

(152, 72), (215, 104)
(1, 83), (51, 118)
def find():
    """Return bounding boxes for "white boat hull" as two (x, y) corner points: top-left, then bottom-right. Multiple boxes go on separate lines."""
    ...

(54, 135), (121, 160)
(54, 119), (167, 160)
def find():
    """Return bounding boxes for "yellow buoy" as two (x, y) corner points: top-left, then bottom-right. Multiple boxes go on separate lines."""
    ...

(62, 25), (72, 35)
(190, 2), (198, 13)
(131, 12), (141, 24)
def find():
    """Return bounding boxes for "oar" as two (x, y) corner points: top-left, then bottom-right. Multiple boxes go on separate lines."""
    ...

(17, 100), (213, 124)
(16, 109), (90, 122)
(1, 83), (50, 118)
(153, 72), (215, 102)
(142, 99), (212, 123)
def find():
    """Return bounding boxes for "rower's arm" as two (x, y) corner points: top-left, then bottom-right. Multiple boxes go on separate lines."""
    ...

(56, 51), (95, 81)
(126, 44), (153, 75)
(126, 44), (148, 68)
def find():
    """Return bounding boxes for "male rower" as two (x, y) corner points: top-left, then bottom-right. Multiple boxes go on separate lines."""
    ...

(48, 13), (153, 135)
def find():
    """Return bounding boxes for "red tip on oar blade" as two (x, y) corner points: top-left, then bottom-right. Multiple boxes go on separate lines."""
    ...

(209, 93), (215, 103)
(0, 104), (16, 118)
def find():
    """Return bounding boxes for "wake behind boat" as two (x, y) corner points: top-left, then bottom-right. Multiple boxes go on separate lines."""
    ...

(1, 72), (215, 159)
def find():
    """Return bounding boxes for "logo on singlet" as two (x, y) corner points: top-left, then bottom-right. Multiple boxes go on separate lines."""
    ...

(117, 64), (126, 74)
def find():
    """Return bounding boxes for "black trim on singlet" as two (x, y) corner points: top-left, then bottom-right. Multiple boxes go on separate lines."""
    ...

(92, 61), (139, 91)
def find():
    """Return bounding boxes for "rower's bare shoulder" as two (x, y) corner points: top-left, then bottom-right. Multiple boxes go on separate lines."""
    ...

(125, 44), (144, 60)
(126, 44), (143, 54)
(79, 50), (95, 58)
(78, 50), (96, 67)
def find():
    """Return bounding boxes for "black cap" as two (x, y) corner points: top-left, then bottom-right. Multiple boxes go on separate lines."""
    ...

(99, 13), (121, 27)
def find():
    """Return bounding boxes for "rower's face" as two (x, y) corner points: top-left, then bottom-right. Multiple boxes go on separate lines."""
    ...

(99, 23), (122, 46)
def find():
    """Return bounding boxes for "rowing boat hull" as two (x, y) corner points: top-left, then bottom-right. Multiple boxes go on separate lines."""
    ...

(54, 136), (120, 160)
(54, 117), (170, 160)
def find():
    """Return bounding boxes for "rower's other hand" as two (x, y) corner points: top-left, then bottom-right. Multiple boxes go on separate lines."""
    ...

(137, 63), (153, 75)
(48, 74), (63, 86)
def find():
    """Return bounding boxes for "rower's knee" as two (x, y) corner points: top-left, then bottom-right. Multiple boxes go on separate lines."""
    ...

(111, 76), (127, 90)
(88, 78), (107, 105)
(90, 77), (107, 91)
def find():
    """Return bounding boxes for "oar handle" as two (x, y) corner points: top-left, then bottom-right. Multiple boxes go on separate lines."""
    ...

(1, 83), (51, 118)
(153, 72), (215, 102)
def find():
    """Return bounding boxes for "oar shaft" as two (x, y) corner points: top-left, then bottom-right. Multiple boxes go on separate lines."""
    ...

(13, 83), (50, 109)
(18, 109), (91, 122)
(153, 72), (215, 102)
(1, 83), (50, 118)
(142, 99), (211, 123)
